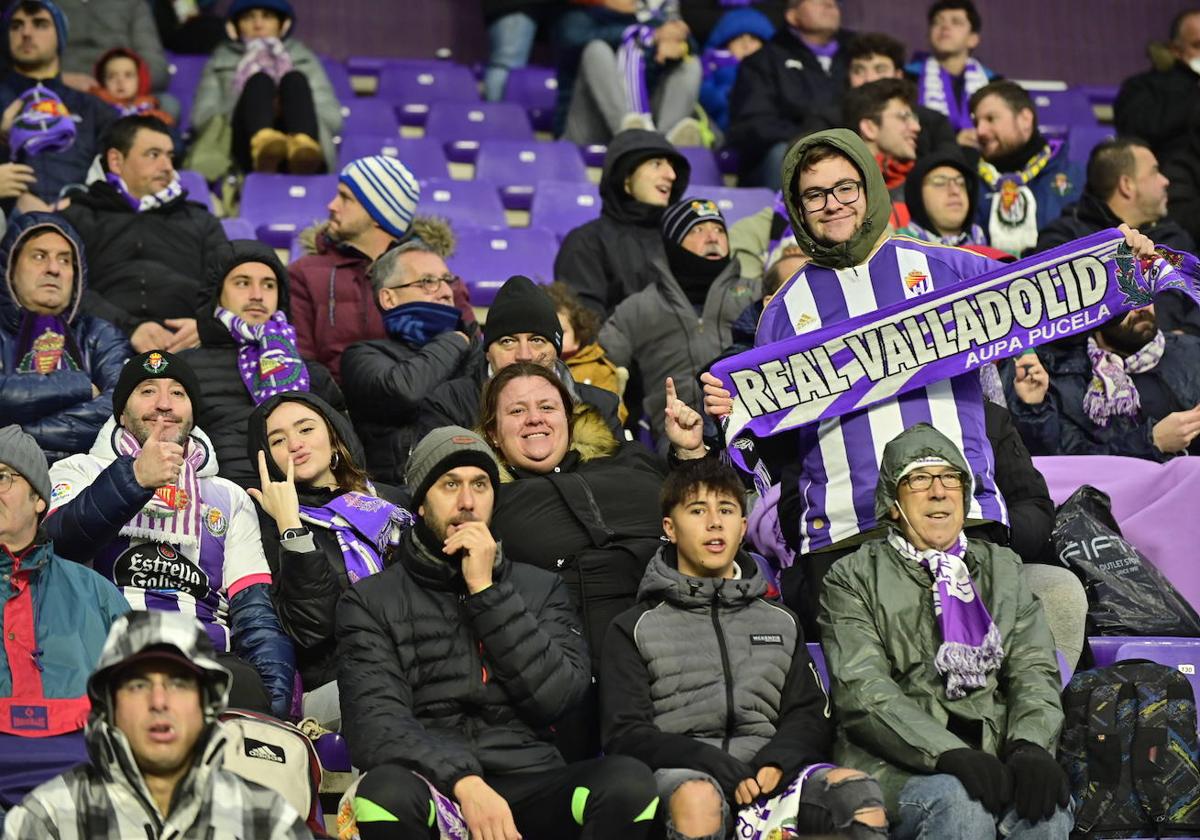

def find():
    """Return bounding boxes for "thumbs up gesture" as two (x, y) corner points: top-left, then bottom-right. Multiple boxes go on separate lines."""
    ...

(132, 421), (186, 489)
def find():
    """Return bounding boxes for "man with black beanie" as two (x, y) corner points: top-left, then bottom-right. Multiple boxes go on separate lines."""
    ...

(44, 350), (297, 720)
(554, 129), (691, 316)
(337, 425), (659, 840)
(418, 275), (623, 440)
(600, 197), (759, 447)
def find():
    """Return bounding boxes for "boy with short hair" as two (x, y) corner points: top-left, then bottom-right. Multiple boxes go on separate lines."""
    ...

(91, 48), (175, 125)
(601, 458), (887, 839)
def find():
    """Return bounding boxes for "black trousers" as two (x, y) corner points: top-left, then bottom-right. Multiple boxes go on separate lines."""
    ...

(232, 70), (320, 171)
(355, 756), (657, 840)
(216, 652), (273, 715)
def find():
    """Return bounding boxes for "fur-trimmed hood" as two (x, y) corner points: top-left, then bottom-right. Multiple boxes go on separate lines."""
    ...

(298, 215), (457, 258)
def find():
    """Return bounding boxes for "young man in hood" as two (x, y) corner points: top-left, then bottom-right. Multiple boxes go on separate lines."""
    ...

(819, 424), (1069, 837)
(44, 351), (296, 719)
(896, 149), (988, 246)
(2, 610), (310, 839)
(0, 212), (129, 463)
(602, 457), (888, 840)
(555, 128), (691, 316)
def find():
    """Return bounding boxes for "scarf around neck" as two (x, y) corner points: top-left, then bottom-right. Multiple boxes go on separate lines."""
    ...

(115, 427), (206, 547)
(14, 312), (82, 373)
(915, 55), (990, 131)
(105, 171), (183, 212)
(618, 24), (658, 118)
(216, 306), (310, 405)
(298, 490), (414, 583)
(1083, 330), (1165, 427)
(382, 300), (461, 347)
(887, 529), (1003, 698)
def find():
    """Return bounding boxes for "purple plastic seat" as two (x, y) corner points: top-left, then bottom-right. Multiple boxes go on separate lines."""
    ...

(176, 169), (212, 211)
(448, 225), (556, 305)
(346, 56), (446, 78)
(678, 146), (723, 186)
(221, 217), (256, 240)
(581, 143), (607, 168)
(1032, 89), (1097, 136)
(528, 179), (601, 240)
(423, 101), (533, 164)
(319, 55), (355, 104)
(376, 63), (478, 127)
(239, 173), (338, 248)
(704, 186), (776, 226)
(716, 147), (740, 176)
(474, 140), (588, 210)
(166, 51), (207, 133)
(336, 134), (449, 181)
(339, 105), (399, 141)
(502, 65), (557, 132)
(1068, 124), (1115, 165)
(420, 177), (506, 229)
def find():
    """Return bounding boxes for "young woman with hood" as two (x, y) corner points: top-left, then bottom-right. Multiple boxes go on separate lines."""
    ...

(246, 390), (413, 727)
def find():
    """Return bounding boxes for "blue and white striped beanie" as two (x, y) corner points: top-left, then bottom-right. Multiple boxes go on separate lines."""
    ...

(338, 155), (420, 240)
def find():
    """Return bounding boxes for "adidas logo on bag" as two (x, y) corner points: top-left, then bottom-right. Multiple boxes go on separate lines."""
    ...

(244, 737), (285, 763)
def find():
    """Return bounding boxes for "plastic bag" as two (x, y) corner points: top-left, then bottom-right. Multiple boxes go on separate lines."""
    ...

(1051, 485), (1200, 636)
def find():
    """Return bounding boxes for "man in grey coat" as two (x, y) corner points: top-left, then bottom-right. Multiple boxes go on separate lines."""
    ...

(600, 196), (760, 447)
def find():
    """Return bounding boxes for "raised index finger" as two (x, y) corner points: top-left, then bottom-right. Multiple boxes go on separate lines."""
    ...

(664, 376), (677, 404)
(257, 450), (272, 486)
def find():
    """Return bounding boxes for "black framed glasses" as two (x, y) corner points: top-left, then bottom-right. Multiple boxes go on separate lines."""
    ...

(392, 273), (461, 293)
(900, 472), (965, 492)
(799, 180), (862, 212)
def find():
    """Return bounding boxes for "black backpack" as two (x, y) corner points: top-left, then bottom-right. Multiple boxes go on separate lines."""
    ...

(1059, 660), (1200, 837)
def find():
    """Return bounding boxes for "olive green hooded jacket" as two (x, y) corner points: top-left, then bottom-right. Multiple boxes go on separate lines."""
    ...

(817, 423), (1064, 811)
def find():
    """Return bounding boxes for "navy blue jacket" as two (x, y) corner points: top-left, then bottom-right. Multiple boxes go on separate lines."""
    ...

(0, 212), (129, 462)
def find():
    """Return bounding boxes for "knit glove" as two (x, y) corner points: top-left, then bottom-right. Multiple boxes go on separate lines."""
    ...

(1005, 740), (1071, 823)
(935, 748), (1013, 815)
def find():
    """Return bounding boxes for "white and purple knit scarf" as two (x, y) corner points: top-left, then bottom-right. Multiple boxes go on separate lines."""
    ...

(887, 530), (1004, 699)
(618, 23), (658, 119)
(215, 306), (310, 405)
(232, 37), (294, 97)
(1082, 330), (1165, 427)
(298, 491), (414, 583)
(115, 427), (206, 547)
(105, 171), (183, 213)
(915, 54), (991, 132)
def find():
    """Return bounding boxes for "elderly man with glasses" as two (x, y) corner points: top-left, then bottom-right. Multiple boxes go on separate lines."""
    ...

(340, 236), (480, 484)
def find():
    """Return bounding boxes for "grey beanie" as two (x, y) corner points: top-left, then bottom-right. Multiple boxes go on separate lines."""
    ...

(405, 426), (501, 510)
(0, 425), (51, 504)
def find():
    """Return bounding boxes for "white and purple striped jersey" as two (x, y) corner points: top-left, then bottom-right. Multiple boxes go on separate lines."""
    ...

(755, 235), (1009, 553)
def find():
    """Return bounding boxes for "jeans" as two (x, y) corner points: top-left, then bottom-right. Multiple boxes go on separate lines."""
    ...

(484, 11), (538, 101)
(893, 774), (1072, 839)
(749, 140), (791, 191)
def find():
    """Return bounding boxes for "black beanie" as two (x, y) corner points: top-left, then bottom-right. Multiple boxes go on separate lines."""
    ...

(113, 350), (204, 419)
(483, 275), (563, 355)
(661, 196), (727, 246)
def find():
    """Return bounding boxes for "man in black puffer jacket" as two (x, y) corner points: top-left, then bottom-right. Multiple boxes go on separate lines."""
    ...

(554, 129), (690, 316)
(182, 239), (344, 489)
(337, 426), (659, 840)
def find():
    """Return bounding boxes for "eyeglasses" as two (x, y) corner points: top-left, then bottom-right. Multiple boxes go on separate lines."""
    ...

(799, 180), (862, 212)
(925, 174), (967, 190)
(391, 273), (461, 293)
(900, 472), (964, 492)
(0, 471), (25, 493)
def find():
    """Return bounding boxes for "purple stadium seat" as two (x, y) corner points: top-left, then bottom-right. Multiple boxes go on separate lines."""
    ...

(319, 55), (355, 104)
(1068, 124), (1115, 165)
(166, 52), (207, 133)
(1078, 84), (1119, 108)
(376, 63), (478, 127)
(239, 173), (338, 248)
(716, 147), (741, 176)
(221, 217), (256, 240)
(339, 105), (399, 141)
(420, 177), (507, 229)
(474, 140), (588, 210)
(502, 65), (557, 132)
(1032, 89), (1097, 136)
(346, 56), (446, 78)
(336, 135), (449, 181)
(679, 146), (723, 186)
(704, 186), (776, 226)
(176, 169), (212, 211)
(528, 179), (601, 240)
(448, 225), (556, 305)
(581, 143), (607, 168)
(423, 101), (534, 164)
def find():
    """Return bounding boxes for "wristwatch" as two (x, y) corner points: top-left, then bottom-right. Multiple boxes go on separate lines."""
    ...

(280, 526), (310, 541)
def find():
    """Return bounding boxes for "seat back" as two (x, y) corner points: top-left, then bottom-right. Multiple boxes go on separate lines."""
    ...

(448, 226), (557, 305)
(475, 140), (587, 210)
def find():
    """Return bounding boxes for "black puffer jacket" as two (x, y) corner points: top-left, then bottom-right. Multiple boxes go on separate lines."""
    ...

(553, 129), (690, 315)
(181, 239), (345, 488)
(1114, 57), (1200, 162)
(336, 528), (589, 793)
(246, 390), (411, 689)
(341, 325), (482, 485)
(489, 411), (666, 673)
(62, 180), (229, 336)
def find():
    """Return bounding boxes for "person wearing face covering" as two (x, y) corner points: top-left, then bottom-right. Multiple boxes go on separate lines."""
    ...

(554, 129), (691, 316)
(819, 423), (1070, 838)
(600, 196), (760, 448)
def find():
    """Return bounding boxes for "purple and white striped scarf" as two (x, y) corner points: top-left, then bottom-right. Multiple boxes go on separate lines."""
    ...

(618, 23), (657, 118)
(915, 55), (991, 132)
(1082, 330), (1165, 427)
(216, 307), (310, 405)
(115, 427), (206, 547)
(105, 171), (183, 213)
(298, 491), (413, 583)
(888, 530), (1003, 698)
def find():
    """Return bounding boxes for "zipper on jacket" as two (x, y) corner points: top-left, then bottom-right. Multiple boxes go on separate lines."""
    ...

(710, 595), (736, 752)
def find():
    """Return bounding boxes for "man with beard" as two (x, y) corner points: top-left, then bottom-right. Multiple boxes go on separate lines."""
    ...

(336, 427), (658, 840)
(43, 351), (296, 718)
(1006, 305), (1200, 460)
(600, 197), (759, 448)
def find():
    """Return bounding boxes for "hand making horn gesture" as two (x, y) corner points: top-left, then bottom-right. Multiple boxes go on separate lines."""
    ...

(132, 421), (185, 489)
(248, 450), (302, 533)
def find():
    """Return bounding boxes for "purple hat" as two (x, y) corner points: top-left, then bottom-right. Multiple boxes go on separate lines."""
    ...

(9, 84), (76, 159)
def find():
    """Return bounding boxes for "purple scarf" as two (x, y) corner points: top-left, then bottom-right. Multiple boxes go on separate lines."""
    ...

(105, 171), (183, 212)
(215, 307), (310, 405)
(887, 530), (1003, 698)
(1082, 330), (1165, 426)
(115, 427), (206, 547)
(618, 24), (657, 117)
(14, 313), (81, 373)
(914, 54), (991, 132)
(298, 491), (413, 583)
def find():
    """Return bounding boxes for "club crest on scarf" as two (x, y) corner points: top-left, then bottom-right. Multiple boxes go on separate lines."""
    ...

(997, 179), (1028, 225)
(153, 484), (189, 514)
(21, 327), (70, 373)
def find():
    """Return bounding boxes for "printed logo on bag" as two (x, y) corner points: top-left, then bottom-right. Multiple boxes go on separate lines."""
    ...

(244, 737), (286, 763)
(113, 543), (210, 597)
(750, 634), (783, 645)
(143, 352), (168, 374)
(10, 705), (48, 731)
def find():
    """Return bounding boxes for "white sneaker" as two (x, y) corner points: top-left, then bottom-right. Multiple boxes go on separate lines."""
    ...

(665, 117), (703, 147)
(619, 112), (655, 133)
